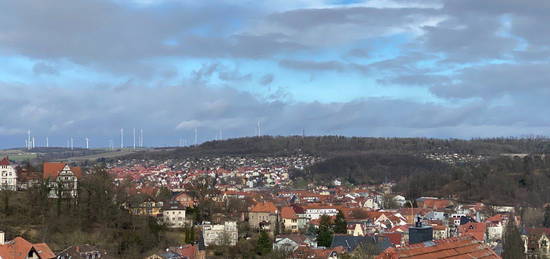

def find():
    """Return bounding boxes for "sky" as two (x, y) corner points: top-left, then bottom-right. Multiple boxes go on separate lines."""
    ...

(1, 0), (550, 148)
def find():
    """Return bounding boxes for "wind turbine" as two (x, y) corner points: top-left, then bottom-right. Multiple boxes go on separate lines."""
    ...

(120, 128), (124, 149)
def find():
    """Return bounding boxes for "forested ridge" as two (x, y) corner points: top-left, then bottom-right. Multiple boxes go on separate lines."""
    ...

(394, 155), (550, 207)
(294, 152), (550, 207)
(122, 135), (550, 159)
(119, 136), (550, 207)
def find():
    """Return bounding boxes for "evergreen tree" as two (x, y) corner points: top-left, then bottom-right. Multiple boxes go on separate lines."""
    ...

(334, 210), (347, 234)
(256, 230), (272, 255)
(543, 205), (550, 228)
(317, 215), (333, 247)
(189, 226), (195, 243)
(306, 224), (317, 237)
(184, 225), (191, 243)
(502, 217), (524, 259)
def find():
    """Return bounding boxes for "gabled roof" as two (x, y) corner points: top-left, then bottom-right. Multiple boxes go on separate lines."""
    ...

(293, 246), (346, 259)
(331, 235), (391, 253)
(527, 227), (550, 236)
(486, 213), (507, 223)
(276, 234), (307, 245)
(0, 236), (55, 259)
(43, 162), (82, 179)
(169, 244), (198, 258)
(163, 201), (187, 211)
(57, 244), (107, 258)
(33, 243), (56, 259)
(250, 202), (277, 213)
(381, 232), (403, 246)
(459, 222), (486, 241)
(376, 236), (501, 259)
(0, 157), (10, 166)
(281, 206), (298, 219)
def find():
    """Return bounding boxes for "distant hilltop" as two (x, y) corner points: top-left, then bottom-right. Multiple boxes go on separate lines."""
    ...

(4, 136), (550, 162)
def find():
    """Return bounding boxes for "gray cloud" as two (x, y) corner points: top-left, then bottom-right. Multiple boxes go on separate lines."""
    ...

(430, 63), (550, 100)
(191, 63), (252, 83)
(218, 69), (252, 82)
(345, 48), (370, 59)
(279, 59), (348, 72)
(259, 74), (274, 85)
(2, 79), (550, 148)
(377, 74), (450, 86)
(1, 0), (550, 147)
(32, 62), (59, 75)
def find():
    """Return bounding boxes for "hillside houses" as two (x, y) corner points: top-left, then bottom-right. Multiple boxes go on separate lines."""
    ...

(5, 154), (508, 258)
(0, 157), (17, 190)
(249, 202), (279, 233)
(43, 162), (82, 198)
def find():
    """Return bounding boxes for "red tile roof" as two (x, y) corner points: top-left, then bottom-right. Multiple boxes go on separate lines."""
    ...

(0, 236), (55, 259)
(420, 199), (452, 209)
(43, 162), (82, 179)
(376, 236), (500, 259)
(0, 157), (10, 166)
(281, 206), (298, 219)
(171, 244), (198, 259)
(293, 245), (345, 259)
(458, 222), (486, 241)
(33, 243), (56, 259)
(486, 214), (507, 223)
(381, 232), (403, 246)
(250, 202), (278, 213)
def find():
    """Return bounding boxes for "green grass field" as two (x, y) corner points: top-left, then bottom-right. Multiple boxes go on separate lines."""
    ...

(0, 150), (38, 161)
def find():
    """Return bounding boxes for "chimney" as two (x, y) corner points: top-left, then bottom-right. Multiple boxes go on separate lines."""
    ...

(0, 231), (5, 245)
(415, 216), (422, 228)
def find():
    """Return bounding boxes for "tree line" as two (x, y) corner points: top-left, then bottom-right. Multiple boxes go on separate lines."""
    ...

(118, 136), (550, 161)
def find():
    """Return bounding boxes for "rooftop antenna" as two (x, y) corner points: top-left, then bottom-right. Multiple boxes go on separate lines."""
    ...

(120, 128), (124, 149)
(133, 128), (136, 150)
(85, 137), (89, 149)
(194, 128), (198, 146)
